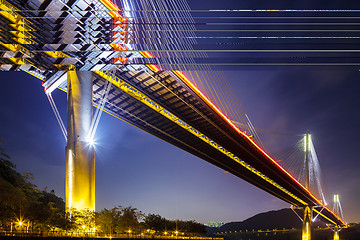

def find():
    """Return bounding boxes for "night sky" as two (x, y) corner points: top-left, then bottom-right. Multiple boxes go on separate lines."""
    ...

(1, 0), (360, 225)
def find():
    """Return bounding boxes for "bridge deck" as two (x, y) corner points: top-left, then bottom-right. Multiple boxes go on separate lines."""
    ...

(91, 70), (345, 227)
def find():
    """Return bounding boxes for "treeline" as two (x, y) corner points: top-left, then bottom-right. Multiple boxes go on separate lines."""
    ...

(0, 142), (69, 231)
(96, 208), (206, 236)
(0, 142), (206, 236)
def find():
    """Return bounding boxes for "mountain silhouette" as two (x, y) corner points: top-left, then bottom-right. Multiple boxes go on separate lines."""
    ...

(207, 208), (327, 235)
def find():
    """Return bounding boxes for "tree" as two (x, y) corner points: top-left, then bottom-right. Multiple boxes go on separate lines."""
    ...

(144, 214), (206, 236)
(144, 214), (166, 233)
(0, 140), (69, 232)
(0, 140), (29, 229)
(116, 206), (143, 233)
(96, 207), (122, 235)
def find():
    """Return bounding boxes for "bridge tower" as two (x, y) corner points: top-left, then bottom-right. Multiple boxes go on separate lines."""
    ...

(333, 226), (340, 240)
(65, 67), (95, 214)
(332, 194), (344, 240)
(302, 133), (312, 240)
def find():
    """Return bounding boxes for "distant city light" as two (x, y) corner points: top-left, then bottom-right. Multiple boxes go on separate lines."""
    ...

(206, 221), (224, 228)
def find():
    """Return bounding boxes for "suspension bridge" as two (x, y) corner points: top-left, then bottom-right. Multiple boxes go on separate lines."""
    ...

(0, 0), (349, 239)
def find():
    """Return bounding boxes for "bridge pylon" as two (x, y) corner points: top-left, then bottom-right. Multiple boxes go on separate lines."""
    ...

(65, 67), (95, 214)
(333, 226), (340, 240)
(302, 205), (312, 240)
(302, 133), (313, 240)
(332, 194), (345, 240)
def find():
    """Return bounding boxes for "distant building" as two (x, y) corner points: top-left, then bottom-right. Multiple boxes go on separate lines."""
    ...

(206, 221), (224, 228)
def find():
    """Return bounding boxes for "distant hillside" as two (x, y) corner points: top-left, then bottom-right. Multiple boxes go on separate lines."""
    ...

(207, 208), (327, 235)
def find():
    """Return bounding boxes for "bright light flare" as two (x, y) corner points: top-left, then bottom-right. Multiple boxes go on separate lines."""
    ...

(86, 137), (96, 146)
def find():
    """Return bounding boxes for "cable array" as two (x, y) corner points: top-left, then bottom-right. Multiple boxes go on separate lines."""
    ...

(117, 0), (263, 146)
(274, 135), (328, 205)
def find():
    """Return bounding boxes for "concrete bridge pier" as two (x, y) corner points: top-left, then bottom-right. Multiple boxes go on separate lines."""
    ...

(302, 205), (312, 240)
(333, 226), (340, 240)
(65, 67), (95, 214)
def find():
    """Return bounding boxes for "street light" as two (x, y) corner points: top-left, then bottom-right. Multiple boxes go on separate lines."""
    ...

(17, 221), (24, 234)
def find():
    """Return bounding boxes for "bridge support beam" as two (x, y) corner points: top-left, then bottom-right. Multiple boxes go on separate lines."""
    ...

(302, 206), (312, 240)
(65, 67), (95, 213)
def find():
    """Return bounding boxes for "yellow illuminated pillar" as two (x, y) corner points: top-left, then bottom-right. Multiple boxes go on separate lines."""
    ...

(333, 195), (340, 240)
(333, 227), (339, 240)
(65, 66), (95, 213)
(302, 133), (312, 240)
(304, 133), (310, 190)
(302, 205), (312, 240)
